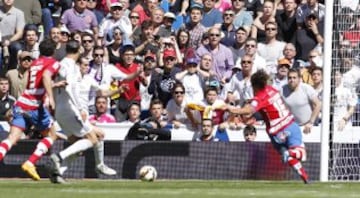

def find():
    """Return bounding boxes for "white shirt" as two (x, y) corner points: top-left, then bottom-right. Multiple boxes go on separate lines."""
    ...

(98, 16), (132, 45)
(166, 98), (190, 125)
(257, 41), (286, 75)
(226, 72), (253, 105)
(139, 75), (153, 111)
(334, 83), (358, 122)
(235, 53), (266, 74)
(181, 73), (204, 103)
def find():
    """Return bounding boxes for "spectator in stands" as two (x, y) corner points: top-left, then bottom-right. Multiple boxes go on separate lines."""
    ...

(86, 0), (104, 24)
(197, 27), (234, 85)
(0, 78), (16, 122)
(157, 36), (183, 67)
(220, 8), (237, 47)
(232, 0), (253, 29)
(235, 38), (266, 74)
(166, 83), (191, 129)
(6, 51), (32, 99)
(280, 68), (321, 133)
(299, 49), (322, 85)
(59, 26), (71, 43)
(195, 119), (219, 142)
(150, 8), (165, 37)
(201, 0), (223, 28)
(114, 45), (147, 122)
(311, 66), (323, 100)
(81, 32), (96, 61)
(250, 0), (275, 43)
(296, 0), (325, 27)
(333, 70), (357, 132)
(244, 0), (263, 18)
(105, 27), (124, 65)
(134, 20), (159, 55)
(19, 25), (40, 60)
(144, 98), (168, 128)
(159, 12), (176, 37)
(272, 58), (290, 91)
(342, 14), (360, 47)
(129, 11), (141, 32)
(275, 0), (297, 43)
(0, 0), (25, 74)
(39, 0), (55, 37)
(294, 12), (324, 61)
(50, 27), (67, 61)
(229, 26), (249, 64)
(282, 43), (300, 68)
(199, 54), (214, 77)
(89, 96), (117, 124)
(257, 21), (286, 76)
(176, 58), (206, 103)
(133, 0), (160, 24)
(185, 3), (207, 50)
(14, 0), (42, 26)
(60, 0), (99, 38)
(341, 54), (360, 92)
(176, 28), (196, 69)
(139, 53), (156, 119)
(121, 101), (141, 125)
(98, 2), (132, 46)
(243, 125), (257, 142)
(148, 48), (181, 106)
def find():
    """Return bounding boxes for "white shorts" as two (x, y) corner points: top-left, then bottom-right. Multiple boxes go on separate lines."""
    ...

(55, 105), (93, 138)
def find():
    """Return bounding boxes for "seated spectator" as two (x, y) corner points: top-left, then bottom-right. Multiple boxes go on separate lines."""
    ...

(143, 99), (169, 128)
(0, 78), (16, 122)
(104, 27), (124, 65)
(166, 83), (191, 129)
(235, 38), (266, 74)
(158, 36), (183, 67)
(121, 101), (142, 125)
(129, 11), (141, 33)
(282, 43), (300, 69)
(86, 0), (105, 24)
(201, 0), (223, 28)
(132, 0), (160, 24)
(232, 0), (253, 29)
(134, 20), (160, 56)
(311, 66), (323, 100)
(195, 119), (219, 142)
(184, 3), (207, 50)
(229, 26), (249, 64)
(243, 125), (257, 142)
(275, 0), (297, 43)
(139, 53), (156, 119)
(250, 0), (276, 43)
(6, 51), (32, 99)
(19, 25), (40, 60)
(176, 28), (196, 69)
(50, 27), (67, 61)
(220, 8), (237, 47)
(272, 58), (290, 91)
(89, 96), (117, 124)
(81, 32), (96, 61)
(296, 0), (325, 28)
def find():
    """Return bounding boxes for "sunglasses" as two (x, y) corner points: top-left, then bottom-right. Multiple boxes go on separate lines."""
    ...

(265, 28), (277, 31)
(83, 40), (93, 43)
(210, 33), (220, 37)
(111, 6), (123, 11)
(21, 56), (33, 62)
(241, 60), (252, 64)
(130, 16), (140, 19)
(145, 58), (155, 62)
(165, 57), (176, 61)
(113, 32), (122, 36)
(224, 13), (234, 17)
(174, 91), (184, 95)
(245, 44), (256, 48)
(94, 54), (104, 57)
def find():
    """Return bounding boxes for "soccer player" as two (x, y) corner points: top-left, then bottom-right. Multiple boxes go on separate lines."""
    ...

(226, 70), (310, 184)
(0, 39), (67, 180)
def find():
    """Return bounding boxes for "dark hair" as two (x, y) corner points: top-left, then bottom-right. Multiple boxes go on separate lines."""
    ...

(141, 20), (153, 31)
(95, 95), (108, 103)
(310, 66), (323, 75)
(39, 39), (57, 56)
(93, 45), (105, 53)
(288, 68), (301, 78)
(176, 28), (190, 48)
(127, 101), (141, 112)
(120, 44), (135, 54)
(243, 125), (256, 135)
(81, 32), (94, 42)
(77, 55), (89, 64)
(204, 86), (218, 96)
(250, 69), (269, 90)
(150, 98), (163, 109)
(172, 82), (186, 94)
(66, 40), (81, 54)
(70, 30), (82, 40)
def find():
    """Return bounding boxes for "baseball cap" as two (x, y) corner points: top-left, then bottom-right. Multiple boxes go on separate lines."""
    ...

(110, 2), (123, 7)
(163, 49), (176, 59)
(190, 3), (203, 10)
(120, 44), (135, 54)
(164, 12), (176, 20)
(187, 57), (199, 65)
(277, 58), (291, 66)
(19, 51), (33, 60)
(60, 26), (70, 35)
(145, 53), (156, 60)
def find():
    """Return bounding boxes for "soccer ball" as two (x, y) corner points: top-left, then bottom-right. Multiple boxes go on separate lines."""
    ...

(139, 165), (157, 182)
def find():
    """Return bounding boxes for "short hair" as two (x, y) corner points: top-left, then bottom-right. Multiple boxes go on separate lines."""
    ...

(243, 125), (256, 135)
(265, 21), (278, 29)
(39, 39), (57, 56)
(204, 86), (218, 95)
(288, 68), (301, 78)
(127, 101), (141, 112)
(310, 66), (323, 75)
(66, 40), (81, 54)
(171, 82), (186, 94)
(95, 95), (108, 103)
(141, 20), (153, 30)
(81, 32), (94, 41)
(150, 98), (163, 109)
(250, 70), (269, 90)
(245, 37), (258, 45)
(0, 77), (9, 82)
(93, 45), (104, 53)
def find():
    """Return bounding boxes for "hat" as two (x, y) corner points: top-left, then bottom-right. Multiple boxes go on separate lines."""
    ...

(110, 2), (123, 7)
(60, 26), (70, 35)
(277, 58), (291, 67)
(120, 44), (135, 54)
(145, 53), (156, 60)
(163, 49), (176, 59)
(19, 51), (33, 60)
(190, 3), (203, 10)
(187, 57), (199, 65)
(164, 12), (176, 20)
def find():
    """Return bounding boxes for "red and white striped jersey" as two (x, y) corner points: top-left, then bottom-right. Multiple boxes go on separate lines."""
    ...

(251, 85), (294, 135)
(15, 56), (60, 110)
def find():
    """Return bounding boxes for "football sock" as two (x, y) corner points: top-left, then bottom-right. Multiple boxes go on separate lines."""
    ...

(59, 139), (93, 160)
(28, 137), (54, 165)
(287, 157), (309, 183)
(93, 140), (104, 166)
(0, 139), (12, 161)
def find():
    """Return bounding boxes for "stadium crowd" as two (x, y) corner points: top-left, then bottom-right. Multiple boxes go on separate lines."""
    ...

(0, 0), (358, 142)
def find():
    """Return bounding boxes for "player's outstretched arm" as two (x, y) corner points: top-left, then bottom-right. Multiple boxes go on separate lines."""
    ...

(227, 104), (254, 116)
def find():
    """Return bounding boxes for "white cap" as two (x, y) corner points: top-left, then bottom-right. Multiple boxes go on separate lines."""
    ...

(110, 2), (124, 7)
(164, 12), (176, 19)
(60, 26), (70, 35)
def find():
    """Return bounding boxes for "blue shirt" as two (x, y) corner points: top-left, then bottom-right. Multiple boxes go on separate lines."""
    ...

(201, 8), (223, 28)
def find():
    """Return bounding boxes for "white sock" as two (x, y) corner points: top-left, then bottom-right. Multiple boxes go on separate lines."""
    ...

(93, 140), (104, 166)
(59, 139), (93, 160)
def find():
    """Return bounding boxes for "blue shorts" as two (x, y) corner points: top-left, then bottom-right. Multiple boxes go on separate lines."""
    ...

(269, 122), (303, 152)
(11, 105), (53, 132)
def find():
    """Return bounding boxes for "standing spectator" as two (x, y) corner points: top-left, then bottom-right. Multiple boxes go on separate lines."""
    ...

(229, 26), (248, 63)
(232, 0), (253, 29)
(250, 0), (275, 43)
(98, 2), (132, 46)
(296, 0), (325, 27)
(176, 29), (196, 69)
(280, 68), (321, 133)
(185, 3), (207, 50)
(139, 53), (156, 119)
(14, 0), (42, 25)
(148, 49), (181, 106)
(132, 0), (160, 24)
(87, 0), (105, 24)
(282, 43), (300, 69)
(272, 58), (290, 91)
(220, 8), (237, 47)
(0, 77), (16, 122)
(195, 119), (219, 142)
(134, 20), (159, 55)
(257, 21), (286, 76)
(276, 0), (297, 43)
(6, 51), (32, 99)
(197, 27), (234, 85)
(294, 12), (324, 61)
(89, 96), (117, 124)
(60, 0), (99, 38)
(81, 32), (95, 61)
(201, 0), (223, 28)
(105, 27), (124, 65)
(0, 0), (25, 74)
(235, 38), (266, 74)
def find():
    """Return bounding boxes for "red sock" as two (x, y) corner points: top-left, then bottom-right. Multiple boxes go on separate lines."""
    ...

(288, 157), (309, 182)
(0, 140), (12, 161)
(28, 137), (53, 164)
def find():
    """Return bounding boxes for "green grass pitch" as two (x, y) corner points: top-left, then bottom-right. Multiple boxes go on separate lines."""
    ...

(0, 179), (359, 198)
